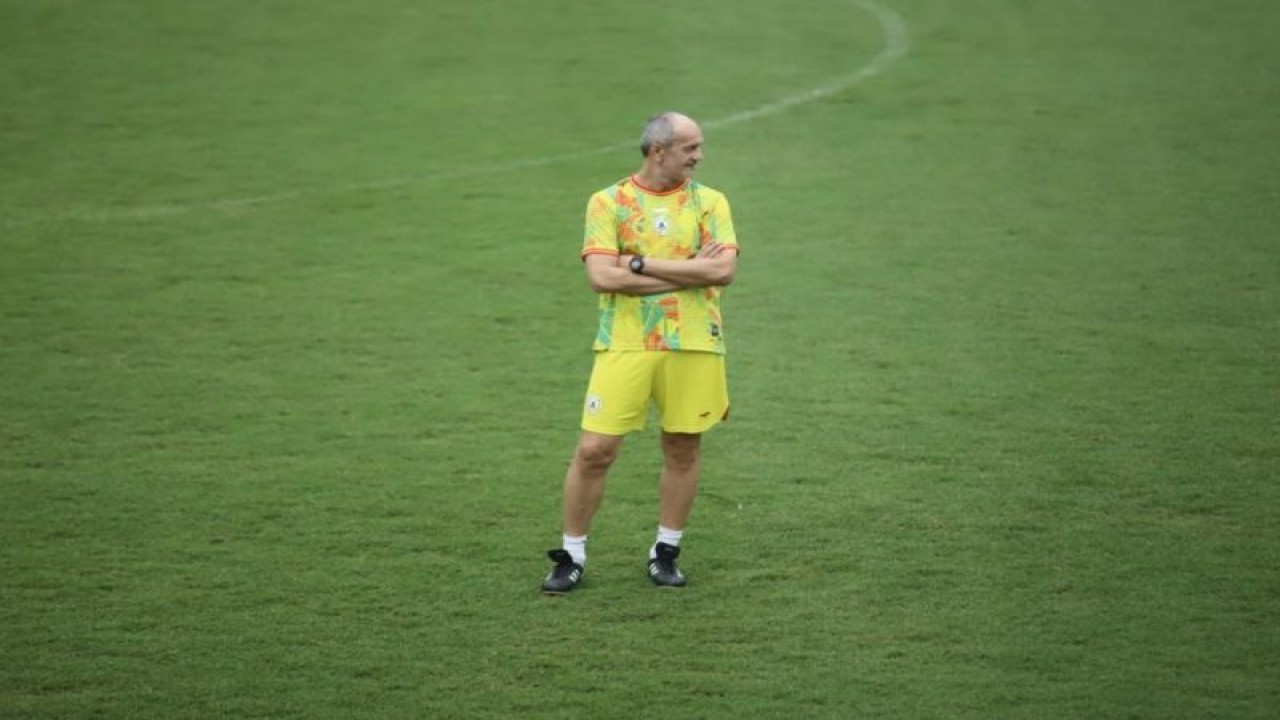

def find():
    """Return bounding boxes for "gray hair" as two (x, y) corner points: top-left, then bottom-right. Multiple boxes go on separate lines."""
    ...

(639, 112), (680, 157)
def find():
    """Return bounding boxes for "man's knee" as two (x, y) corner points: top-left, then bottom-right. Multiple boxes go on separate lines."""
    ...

(661, 432), (701, 471)
(576, 432), (623, 469)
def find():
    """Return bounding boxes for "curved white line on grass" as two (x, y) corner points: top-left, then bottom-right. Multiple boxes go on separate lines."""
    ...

(703, 0), (910, 130)
(29, 0), (909, 224)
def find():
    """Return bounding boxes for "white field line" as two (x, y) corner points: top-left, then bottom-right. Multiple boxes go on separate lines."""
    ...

(14, 0), (909, 225)
(703, 0), (910, 130)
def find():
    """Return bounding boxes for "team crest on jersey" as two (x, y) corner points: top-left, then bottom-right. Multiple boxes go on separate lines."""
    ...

(586, 394), (603, 415)
(653, 211), (671, 236)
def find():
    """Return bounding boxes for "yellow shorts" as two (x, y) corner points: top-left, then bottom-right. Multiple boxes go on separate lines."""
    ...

(581, 350), (730, 436)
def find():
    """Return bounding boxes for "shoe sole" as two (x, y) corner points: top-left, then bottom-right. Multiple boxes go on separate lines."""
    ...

(648, 571), (687, 588)
(648, 564), (686, 588)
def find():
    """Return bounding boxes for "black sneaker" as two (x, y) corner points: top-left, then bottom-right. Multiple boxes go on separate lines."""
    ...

(647, 542), (687, 587)
(541, 549), (584, 594)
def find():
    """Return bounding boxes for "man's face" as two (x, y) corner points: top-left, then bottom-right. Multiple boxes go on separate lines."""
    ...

(656, 124), (704, 182)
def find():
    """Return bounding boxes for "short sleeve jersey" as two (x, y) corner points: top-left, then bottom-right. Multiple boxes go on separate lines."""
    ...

(582, 175), (738, 354)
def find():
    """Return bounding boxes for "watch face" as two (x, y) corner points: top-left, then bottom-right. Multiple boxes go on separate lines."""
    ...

(630, 257), (643, 272)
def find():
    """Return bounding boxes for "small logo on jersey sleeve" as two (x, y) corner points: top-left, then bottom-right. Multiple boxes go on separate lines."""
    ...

(586, 394), (603, 415)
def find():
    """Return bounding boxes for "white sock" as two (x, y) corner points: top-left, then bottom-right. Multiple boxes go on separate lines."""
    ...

(649, 525), (683, 559)
(563, 534), (587, 566)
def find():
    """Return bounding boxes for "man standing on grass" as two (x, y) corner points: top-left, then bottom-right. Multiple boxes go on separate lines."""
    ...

(541, 111), (740, 594)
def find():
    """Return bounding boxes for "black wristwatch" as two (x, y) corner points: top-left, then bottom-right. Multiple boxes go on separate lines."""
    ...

(629, 256), (646, 274)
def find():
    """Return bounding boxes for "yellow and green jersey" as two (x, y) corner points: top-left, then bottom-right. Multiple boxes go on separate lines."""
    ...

(582, 175), (738, 354)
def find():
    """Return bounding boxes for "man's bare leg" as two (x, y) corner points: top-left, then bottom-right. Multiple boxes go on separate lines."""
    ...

(562, 430), (625, 540)
(658, 431), (702, 531)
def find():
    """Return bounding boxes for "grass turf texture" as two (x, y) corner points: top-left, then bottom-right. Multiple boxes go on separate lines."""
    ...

(2, 0), (1278, 717)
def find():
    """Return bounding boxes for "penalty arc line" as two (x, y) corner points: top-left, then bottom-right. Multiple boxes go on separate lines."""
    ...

(27, 0), (910, 225)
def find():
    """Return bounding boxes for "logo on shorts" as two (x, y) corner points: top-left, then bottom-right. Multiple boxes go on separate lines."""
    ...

(586, 394), (603, 415)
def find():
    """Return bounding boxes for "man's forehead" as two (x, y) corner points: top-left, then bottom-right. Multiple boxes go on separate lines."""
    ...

(675, 128), (704, 146)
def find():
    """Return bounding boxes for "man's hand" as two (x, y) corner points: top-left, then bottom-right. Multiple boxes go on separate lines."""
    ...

(621, 241), (728, 268)
(696, 240), (730, 259)
(637, 240), (738, 288)
(593, 240), (737, 294)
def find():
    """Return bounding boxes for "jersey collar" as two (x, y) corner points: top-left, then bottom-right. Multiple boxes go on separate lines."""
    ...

(630, 174), (689, 196)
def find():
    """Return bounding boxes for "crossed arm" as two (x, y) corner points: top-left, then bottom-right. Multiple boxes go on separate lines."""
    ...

(583, 241), (739, 295)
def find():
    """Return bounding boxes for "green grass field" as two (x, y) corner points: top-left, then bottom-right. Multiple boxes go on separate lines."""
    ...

(3, 0), (1278, 717)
